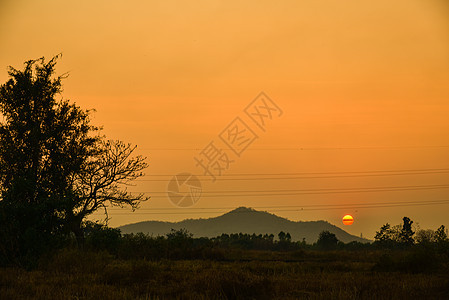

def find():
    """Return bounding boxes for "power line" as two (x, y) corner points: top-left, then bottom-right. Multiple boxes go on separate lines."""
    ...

(100, 198), (449, 215)
(128, 183), (449, 197)
(129, 183), (449, 194)
(134, 168), (449, 181)
(108, 199), (449, 211)
(139, 168), (449, 177)
(137, 146), (449, 151)
(135, 172), (449, 181)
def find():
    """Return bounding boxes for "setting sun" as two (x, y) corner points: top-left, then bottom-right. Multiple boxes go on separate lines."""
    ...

(343, 215), (354, 225)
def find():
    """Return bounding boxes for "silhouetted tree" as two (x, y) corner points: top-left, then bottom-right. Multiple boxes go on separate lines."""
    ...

(166, 228), (193, 241)
(0, 56), (148, 264)
(375, 223), (392, 242)
(435, 225), (448, 243)
(0, 55), (90, 264)
(399, 217), (415, 246)
(66, 139), (148, 245)
(264, 233), (275, 243)
(316, 230), (338, 250)
(278, 231), (285, 241)
(374, 223), (397, 247)
(278, 231), (292, 242)
(276, 231), (293, 250)
(415, 229), (435, 244)
(84, 221), (122, 253)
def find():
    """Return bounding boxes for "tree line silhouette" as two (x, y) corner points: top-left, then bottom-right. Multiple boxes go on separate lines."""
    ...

(78, 220), (449, 273)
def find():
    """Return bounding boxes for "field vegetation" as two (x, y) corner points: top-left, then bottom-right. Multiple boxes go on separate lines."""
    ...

(1, 222), (449, 299)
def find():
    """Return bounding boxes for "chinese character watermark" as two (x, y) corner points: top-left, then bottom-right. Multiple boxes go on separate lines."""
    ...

(168, 92), (282, 207)
(244, 92), (283, 131)
(219, 117), (258, 157)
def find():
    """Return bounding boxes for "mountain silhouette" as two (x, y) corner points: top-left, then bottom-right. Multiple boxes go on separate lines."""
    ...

(118, 207), (370, 243)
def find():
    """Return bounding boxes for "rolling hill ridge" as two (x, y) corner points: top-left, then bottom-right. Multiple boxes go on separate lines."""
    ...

(118, 207), (370, 243)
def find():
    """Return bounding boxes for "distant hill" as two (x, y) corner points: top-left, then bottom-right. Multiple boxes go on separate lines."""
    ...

(118, 207), (371, 243)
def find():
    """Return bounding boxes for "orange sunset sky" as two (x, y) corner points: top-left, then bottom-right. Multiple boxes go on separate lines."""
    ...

(1, 0), (449, 239)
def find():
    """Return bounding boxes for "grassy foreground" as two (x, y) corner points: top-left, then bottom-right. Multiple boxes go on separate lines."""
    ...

(1, 249), (448, 299)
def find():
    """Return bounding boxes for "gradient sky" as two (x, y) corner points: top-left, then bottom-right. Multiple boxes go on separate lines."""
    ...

(1, 0), (449, 239)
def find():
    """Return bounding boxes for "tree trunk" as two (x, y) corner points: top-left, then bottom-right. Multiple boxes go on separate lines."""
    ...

(73, 224), (85, 249)
(68, 214), (85, 249)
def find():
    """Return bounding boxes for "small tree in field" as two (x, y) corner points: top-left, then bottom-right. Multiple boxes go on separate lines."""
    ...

(435, 225), (448, 243)
(374, 223), (402, 247)
(278, 231), (292, 242)
(0, 56), (148, 264)
(399, 217), (415, 246)
(375, 223), (393, 243)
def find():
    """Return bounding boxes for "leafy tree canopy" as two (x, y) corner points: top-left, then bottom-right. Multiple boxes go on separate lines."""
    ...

(0, 55), (149, 265)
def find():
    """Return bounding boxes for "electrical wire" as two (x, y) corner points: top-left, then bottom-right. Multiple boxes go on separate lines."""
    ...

(134, 168), (449, 181)
(125, 183), (449, 197)
(139, 168), (449, 177)
(101, 198), (449, 215)
(137, 146), (449, 151)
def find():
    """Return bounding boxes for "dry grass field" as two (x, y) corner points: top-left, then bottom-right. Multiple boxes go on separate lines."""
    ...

(1, 248), (448, 299)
